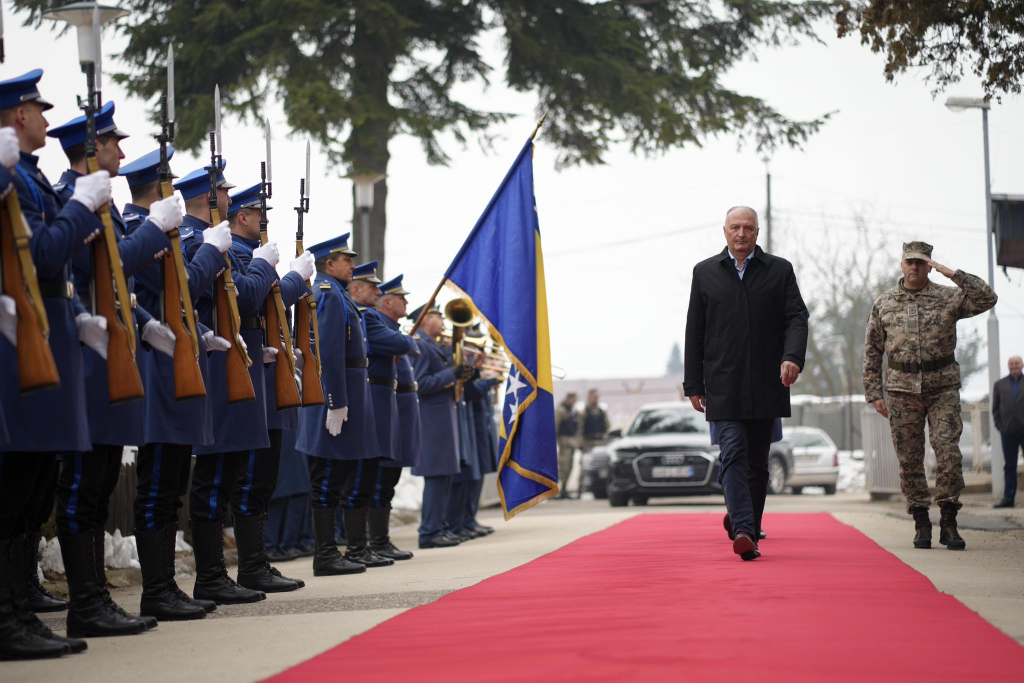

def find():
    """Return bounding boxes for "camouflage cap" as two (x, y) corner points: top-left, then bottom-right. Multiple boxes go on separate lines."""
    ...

(902, 241), (933, 261)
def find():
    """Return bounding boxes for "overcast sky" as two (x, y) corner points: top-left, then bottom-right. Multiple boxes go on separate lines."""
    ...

(5, 2), (1023, 394)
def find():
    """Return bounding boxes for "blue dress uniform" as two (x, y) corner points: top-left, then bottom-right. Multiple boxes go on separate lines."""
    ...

(265, 430), (315, 561)
(410, 307), (464, 547)
(446, 385), (481, 536)
(120, 149), (223, 621)
(462, 376), (500, 535)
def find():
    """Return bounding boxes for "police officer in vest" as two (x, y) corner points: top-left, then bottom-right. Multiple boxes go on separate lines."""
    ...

(349, 267), (419, 561)
(48, 103), (181, 638)
(0, 70), (111, 659)
(121, 148), (231, 621)
(297, 234), (392, 575)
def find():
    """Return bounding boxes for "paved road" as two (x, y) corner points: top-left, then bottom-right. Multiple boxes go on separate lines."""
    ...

(5, 492), (1022, 681)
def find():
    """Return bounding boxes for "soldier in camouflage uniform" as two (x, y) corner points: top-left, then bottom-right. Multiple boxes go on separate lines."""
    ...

(863, 241), (997, 551)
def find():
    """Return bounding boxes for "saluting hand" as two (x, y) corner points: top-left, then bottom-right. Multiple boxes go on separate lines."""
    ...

(780, 361), (800, 388)
(923, 258), (955, 279)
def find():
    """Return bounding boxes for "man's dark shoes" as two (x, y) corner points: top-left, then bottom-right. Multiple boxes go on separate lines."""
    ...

(474, 525), (495, 536)
(419, 534), (460, 549)
(723, 514), (734, 540)
(993, 499), (1015, 509)
(311, 507), (366, 576)
(191, 520), (265, 604)
(938, 503), (966, 550)
(912, 507), (932, 549)
(732, 531), (759, 561)
(137, 526), (207, 621)
(234, 514), (301, 593)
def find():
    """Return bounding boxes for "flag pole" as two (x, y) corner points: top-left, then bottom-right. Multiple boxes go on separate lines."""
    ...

(529, 111), (548, 140)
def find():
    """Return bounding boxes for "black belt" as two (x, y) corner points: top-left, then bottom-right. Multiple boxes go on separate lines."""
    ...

(39, 280), (74, 299)
(888, 355), (956, 373)
(368, 376), (398, 390)
(346, 358), (369, 368)
(397, 382), (418, 394)
(240, 316), (265, 331)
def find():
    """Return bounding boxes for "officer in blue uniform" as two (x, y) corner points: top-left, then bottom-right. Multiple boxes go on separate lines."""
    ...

(176, 161), (235, 262)
(0, 70), (109, 660)
(411, 303), (473, 548)
(446, 354), (482, 541)
(219, 183), (313, 594)
(348, 267), (418, 561)
(265, 430), (315, 562)
(121, 148), (231, 622)
(461, 337), (500, 537)
(297, 234), (391, 575)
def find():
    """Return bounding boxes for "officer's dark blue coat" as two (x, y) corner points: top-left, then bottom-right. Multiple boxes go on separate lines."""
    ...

(0, 169), (11, 450)
(265, 274), (310, 432)
(453, 393), (480, 482)
(464, 378), (500, 474)
(190, 233), (279, 454)
(410, 332), (460, 477)
(385, 316), (421, 468)
(55, 171), (169, 446)
(363, 308), (416, 464)
(295, 273), (377, 461)
(0, 153), (103, 453)
(124, 203), (225, 446)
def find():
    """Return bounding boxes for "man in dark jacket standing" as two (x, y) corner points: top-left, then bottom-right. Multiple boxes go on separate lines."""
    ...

(992, 356), (1024, 508)
(684, 206), (808, 561)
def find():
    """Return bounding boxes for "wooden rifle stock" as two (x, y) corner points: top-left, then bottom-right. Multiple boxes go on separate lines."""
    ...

(293, 288), (324, 406)
(0, 190), (60, 393)
(210, 206), (255, 404)
(265, 286), (301, 409)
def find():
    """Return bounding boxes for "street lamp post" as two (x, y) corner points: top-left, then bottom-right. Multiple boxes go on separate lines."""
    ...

(945, 96), (1003, 500)
(348, 173), (385, 261)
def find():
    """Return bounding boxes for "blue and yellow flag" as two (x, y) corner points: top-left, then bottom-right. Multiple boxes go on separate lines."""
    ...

(445, 138), (557, 519)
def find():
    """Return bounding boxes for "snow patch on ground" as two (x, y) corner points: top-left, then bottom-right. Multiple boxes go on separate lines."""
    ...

(838, 451), (865, 493)
(39, 530), (142, 577)
(393, 471), (424, 512)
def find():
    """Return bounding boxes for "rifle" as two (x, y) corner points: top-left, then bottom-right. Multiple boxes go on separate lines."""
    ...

(81, 10), (143, 405)
(157, 44), (204, 400)
(208, 87), (254, 404)
(0, 188), (60, 393)
(293, 140), (324, 406)
(259, 120), (301, 409)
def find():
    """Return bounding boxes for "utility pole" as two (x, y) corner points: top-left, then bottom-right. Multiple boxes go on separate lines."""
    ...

(763, 156), (772, 254)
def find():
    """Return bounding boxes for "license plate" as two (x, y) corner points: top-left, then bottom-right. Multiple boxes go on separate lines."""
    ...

(651, 465), (694, 478)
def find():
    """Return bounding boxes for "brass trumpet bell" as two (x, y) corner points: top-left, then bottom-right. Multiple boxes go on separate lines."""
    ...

(444, 298), (476, 328)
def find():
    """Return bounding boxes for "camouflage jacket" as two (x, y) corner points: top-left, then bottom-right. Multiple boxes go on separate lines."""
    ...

(863, 271), (997, 401)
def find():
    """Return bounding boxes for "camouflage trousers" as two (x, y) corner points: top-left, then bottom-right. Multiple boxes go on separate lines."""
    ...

(887, 386), (965, 512)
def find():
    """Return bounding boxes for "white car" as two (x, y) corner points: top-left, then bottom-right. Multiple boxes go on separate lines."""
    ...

(782, 426), (839, 494)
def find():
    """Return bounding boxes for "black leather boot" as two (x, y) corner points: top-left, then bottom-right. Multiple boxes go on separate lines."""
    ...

(234, 514), (299, 593)
(60, 530), (146, 638)
(311, 507), (365, 576)
(163, 523), (216, 614)
(0, 535), (73, 660)
(912, 507), (932, 549)
(939, 503), (966, 550)
(137, 526), (206, 621)
(24, 527), (67, 613)
(191, 520), (265, 604)
(91, 529), (156, 630)
(368, 507), (413, 561)
(343, 507), (394, 568)
(261, 514), (304, 587)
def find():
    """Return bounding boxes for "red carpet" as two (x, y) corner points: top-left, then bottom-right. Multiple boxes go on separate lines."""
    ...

(267, 514), (1024, 682)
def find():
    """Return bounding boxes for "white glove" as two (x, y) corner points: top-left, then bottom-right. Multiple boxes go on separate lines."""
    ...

(237, 334), (248, 352)
(289, 251), (315, 282)
(70, 171), (112, 213)
(252, 241), (280, 268)
(141, 319), (176, 358)
(202, 330), (232, 352)
(76, 313), (109, 359)
(147, 195), (184, 234)
(0, 294), (17, 346)
(326, 406), (349, 437)
(293, 346), (304, 371)
(0, 127), (20, 168)
(262, 346), (278, 363)
(203, 221), (232, 253)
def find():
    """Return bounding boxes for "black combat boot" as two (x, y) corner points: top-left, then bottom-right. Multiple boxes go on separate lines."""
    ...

(24, 527), (67, 613)
(343, 507), (394, 568)
(260, 513), (304, 588)
(368, 507), (413, 561)
(60, 530), (146, 638)
(912, 507), (932, 549)
(939, 503), (966, 550)
(137, 526), (206, 621)
(13, 533), (87, 652)
(91, 530), (156, 630)
(234, 514), (299, 593)
(0, 535), (73, 660)
(191, 520), (265, 604)
(311, 507), (365, 577)
(163, 524), (216, 614)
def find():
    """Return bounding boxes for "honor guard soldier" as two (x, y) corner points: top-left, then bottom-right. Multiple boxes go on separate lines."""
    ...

(864, 241), (997, 551)
(349, 267), (418, 561)
(461, 334), (500, 536)
(411, 303), (473, 548)
(220, 183), (313, 593)
(446, 349), (483, 541)
(175, 161), (235, 260)
(297, 234), (391, 576)
(48, 103), (183, 639)
(121, 148), (232, 621)
(0, 70), (111, 660)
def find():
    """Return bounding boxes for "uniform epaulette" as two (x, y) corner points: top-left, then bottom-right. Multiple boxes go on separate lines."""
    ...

(320, 284), (332, 290)
(52, 182), (67, 193)
(356, 306), (366, 312)
(122, 213), (141, 222)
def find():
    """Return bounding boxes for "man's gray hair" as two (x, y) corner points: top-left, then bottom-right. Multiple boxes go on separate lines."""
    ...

(725, 205), (759, 226)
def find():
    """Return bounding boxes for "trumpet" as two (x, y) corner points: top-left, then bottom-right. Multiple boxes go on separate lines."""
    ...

(444, 298), (476, 400)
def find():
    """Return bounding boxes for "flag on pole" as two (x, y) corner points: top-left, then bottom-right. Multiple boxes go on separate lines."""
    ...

(444, 138), (557, 519)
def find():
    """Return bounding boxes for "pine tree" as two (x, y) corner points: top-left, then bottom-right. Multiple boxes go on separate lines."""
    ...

(666, 342), (684, 376)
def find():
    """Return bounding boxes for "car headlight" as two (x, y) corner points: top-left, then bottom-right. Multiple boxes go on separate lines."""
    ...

(608, 448), (634, 464)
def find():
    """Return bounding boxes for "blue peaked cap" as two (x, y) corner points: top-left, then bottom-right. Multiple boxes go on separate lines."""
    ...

(0, 69), (53, 112)
(47, 101), (128, 150)
(408, 301), (440, 322)
(308, 233), (357, 260)
(227, 183), (270, 216)
(173, 159), (236, 200)
(120, 147), (175, 188)
(379, 274), (410, 296)
(352, 260), (381, 284)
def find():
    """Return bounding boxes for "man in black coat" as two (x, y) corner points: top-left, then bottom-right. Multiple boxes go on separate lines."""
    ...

(684, 206), (808, 561)
(991, 356), (1024, 508)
